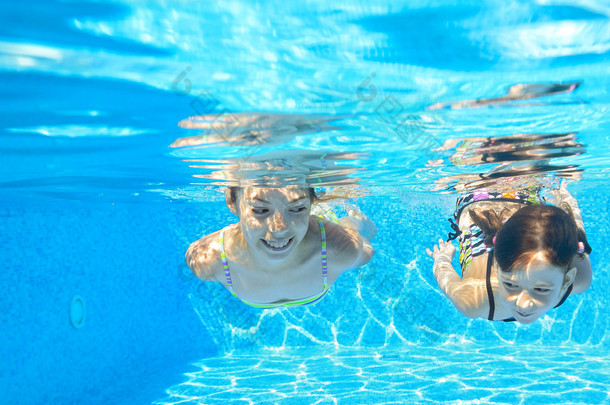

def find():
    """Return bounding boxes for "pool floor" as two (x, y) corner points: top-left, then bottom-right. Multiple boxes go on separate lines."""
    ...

(153, 343), (610, 404)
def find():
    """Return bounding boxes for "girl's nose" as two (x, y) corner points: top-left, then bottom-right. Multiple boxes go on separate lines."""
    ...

(268, 211), (287, 233)
(516, 290), (534, 309)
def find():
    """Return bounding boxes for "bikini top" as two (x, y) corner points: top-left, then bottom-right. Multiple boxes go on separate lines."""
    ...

(219, 216), (329, 308)
(485, 250), (573, 322)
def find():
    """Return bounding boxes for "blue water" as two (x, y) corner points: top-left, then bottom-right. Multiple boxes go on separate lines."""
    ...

(1, 1), (610, 404)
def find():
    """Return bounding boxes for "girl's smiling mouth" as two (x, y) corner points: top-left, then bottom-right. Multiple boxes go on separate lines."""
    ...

(262, 237), (294, 251)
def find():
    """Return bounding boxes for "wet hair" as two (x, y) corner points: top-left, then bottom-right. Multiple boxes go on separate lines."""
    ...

(470, 204), (592, 274)
(228, 186), (317, 204)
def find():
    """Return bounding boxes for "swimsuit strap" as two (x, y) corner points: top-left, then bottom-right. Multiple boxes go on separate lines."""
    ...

(446, 217), (462, 242)
(486, 250), (495, 321)
(219, 229), (236, 297)
(554, 284), (573, 308)
(485, 251), (515, 321)
(316, 216), (328, 289)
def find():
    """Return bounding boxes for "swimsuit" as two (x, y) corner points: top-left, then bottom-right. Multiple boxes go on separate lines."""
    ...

(219, 216), (329, 308)
(448, 187), (543, 272)
(448, 187), (571, 321)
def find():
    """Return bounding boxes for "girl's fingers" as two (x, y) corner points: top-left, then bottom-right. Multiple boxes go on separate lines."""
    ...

(427, 245), (440, 258)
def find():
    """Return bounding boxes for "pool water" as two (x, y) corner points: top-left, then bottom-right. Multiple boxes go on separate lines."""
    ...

(1, 1), (610, 404)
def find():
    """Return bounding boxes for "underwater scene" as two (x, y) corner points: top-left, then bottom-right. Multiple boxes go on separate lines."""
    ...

(1, 0), (610, 404)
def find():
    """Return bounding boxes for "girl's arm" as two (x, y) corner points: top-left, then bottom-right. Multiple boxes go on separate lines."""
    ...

(325, 218), (374, 283)
(571, 253), (592, 294)
(548, 181), (585, 231)
(427, 240), (487, 319)
(185, 232), (222, 282)
(546, 183), (592, 294)
(337, 204), (378, 241)
(559, 188), (585, 231)
(337, 206), (376, 271)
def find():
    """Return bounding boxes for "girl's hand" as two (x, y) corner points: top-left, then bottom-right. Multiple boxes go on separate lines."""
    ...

(547, 179), (574, 203)
(339, 205), (378, 240)
(426, 239), (456, 262)
(428, 240), (461, 294)
(550, 180), (585, 232)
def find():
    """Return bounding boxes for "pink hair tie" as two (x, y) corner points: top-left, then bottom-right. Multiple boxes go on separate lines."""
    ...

(577, 242), (585, 254)
(492, 236), (497, 245)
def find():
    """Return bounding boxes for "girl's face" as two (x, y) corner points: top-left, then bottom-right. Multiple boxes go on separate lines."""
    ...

(233, 187), (312, 261)
(497, 253), (572, 324)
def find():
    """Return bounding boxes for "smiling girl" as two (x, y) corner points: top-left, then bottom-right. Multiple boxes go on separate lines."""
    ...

(186, 186), (375, 308)
(427, 183), (592, 324)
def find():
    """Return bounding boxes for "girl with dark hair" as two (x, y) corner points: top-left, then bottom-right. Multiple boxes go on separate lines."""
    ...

(186, 186), (376, 308)
(426, 183), (592, 324)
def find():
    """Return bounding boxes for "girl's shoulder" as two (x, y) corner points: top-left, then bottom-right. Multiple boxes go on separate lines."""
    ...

(458, 254), (493, 318)
(461, 254), (514, 321)
(186, 225), (237, 282)
(319, 216), (373, 271)
(462, 253), (490, 280)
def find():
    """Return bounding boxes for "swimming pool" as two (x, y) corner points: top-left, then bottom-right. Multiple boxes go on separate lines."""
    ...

(1, 1), (610, 404)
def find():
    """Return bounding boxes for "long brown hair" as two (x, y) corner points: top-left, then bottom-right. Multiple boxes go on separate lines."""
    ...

(470, 204), (591, 273)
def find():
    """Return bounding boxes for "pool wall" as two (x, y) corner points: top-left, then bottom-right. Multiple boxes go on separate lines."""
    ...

(0, 198), (215, 404)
